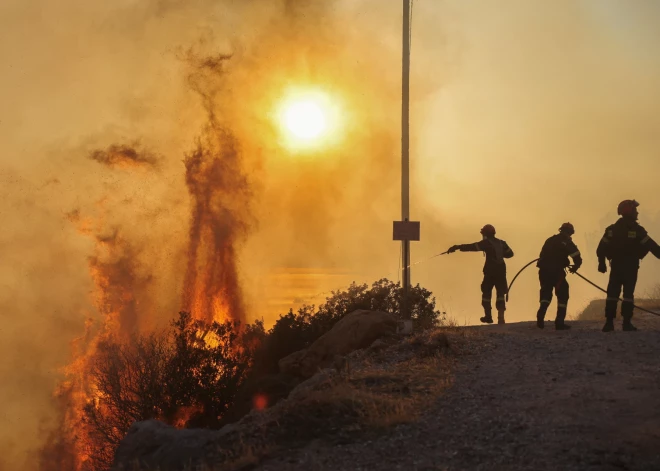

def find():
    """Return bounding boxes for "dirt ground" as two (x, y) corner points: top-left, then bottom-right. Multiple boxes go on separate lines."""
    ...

(257, 316), (660, 471)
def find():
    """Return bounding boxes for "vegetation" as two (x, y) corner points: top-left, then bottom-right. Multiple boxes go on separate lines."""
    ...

(84, 279), (442, 470)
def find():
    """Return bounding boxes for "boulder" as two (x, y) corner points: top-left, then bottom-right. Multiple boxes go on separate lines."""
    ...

(278, 309), (397, 378)
(367, 338), (389, 354)
(112, 419), (220, 470)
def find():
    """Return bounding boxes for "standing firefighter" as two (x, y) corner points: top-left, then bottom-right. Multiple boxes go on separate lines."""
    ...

(597, 200), (660, 332)
(448, 224), (514, 324)
(536, 223), (582, 330)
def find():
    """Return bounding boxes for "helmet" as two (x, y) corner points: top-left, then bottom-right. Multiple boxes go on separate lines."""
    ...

(559, 222), (575, 235)
(480, 224), (496, 237)
(617, 200), (639, 217)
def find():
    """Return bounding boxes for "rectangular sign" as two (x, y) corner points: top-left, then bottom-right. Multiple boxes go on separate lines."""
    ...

(393, 220), (420, 241)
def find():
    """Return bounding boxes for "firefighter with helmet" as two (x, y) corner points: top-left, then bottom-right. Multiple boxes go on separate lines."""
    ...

(597, 200), (660, 332)
(535, 223), (582, 330)
(447, 224), (514, 324)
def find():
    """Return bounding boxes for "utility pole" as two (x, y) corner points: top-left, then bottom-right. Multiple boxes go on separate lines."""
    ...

(393, 0), (419, 321)
(402, 0), (411, 292)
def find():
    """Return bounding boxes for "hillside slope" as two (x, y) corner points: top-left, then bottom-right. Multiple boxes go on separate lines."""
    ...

(259, 317), (660, 471)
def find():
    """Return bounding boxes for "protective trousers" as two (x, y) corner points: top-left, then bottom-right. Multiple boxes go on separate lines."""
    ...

(481, 270), (508, 319)
(605, 262), (639, 321)
(537, 270), (569, 324)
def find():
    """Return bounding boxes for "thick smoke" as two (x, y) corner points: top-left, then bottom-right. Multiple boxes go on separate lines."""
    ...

(2, 1), (660, 469)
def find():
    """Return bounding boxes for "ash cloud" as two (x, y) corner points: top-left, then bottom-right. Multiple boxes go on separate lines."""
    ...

(89, 143), (160, 169)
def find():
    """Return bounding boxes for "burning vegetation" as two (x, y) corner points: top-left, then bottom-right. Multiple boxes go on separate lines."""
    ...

(38, 43), (257, 469)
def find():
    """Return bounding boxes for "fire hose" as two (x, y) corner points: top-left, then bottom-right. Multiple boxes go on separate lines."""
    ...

(506, 258), (539, 302)
(571, 271), (660, 317)
(506, 258), (660, 317)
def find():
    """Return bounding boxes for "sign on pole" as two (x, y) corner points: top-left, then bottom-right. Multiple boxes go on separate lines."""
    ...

(393, 220), (420, 241)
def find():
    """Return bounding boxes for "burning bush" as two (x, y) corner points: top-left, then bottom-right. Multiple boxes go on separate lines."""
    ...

(77, 312), (263, 471)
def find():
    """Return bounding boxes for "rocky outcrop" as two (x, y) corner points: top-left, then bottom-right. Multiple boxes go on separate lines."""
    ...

(278, 309), (398, 378)
(112, 420), (221, 470)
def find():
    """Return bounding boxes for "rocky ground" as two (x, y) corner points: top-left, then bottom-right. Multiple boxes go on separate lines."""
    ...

(257, 316), (660, 471)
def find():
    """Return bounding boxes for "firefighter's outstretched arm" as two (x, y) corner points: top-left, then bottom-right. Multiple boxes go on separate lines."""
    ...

(447, 242), (482, 253)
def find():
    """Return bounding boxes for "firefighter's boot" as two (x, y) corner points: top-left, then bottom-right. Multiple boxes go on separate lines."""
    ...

(536, 316), (544, 329)
(622, 318), (638, 332)
(536, 304), (548, 330)
(555, 304), (570, 330)
(602, 317), (615, 333)
(497, 309), (506, 325)
(480, 307), (493, 324)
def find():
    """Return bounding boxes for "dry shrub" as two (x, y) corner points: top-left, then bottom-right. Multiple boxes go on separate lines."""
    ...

(82, 312), (262, 470)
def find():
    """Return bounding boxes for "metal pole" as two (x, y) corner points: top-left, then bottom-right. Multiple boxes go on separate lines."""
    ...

(402, 0), (411, 302)
(401, 0), (411, 319)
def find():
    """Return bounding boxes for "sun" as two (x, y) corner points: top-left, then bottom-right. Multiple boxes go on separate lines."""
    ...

(283, 100), (327, 140)
(276, 89), (340, 151)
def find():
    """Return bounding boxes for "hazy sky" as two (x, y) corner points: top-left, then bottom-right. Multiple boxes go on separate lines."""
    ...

(1, 1), (660, 468)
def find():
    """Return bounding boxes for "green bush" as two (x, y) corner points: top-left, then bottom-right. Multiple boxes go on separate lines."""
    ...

(253, 278), (443, 375)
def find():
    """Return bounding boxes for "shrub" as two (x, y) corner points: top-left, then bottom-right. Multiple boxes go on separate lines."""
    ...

(81, 279), (442, 468)
(82, 312), (261, 470)
(254, 278), (443, 375)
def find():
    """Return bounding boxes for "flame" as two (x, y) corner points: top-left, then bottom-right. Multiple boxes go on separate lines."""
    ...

(179, 79), (252, 325)
(42, 124), (252, 469)
(39, 319), (98, 471)
(171, 405), (205, 429)
(39, 212), (157, 470)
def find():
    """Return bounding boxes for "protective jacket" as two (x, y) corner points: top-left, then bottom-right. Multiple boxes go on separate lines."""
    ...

(597, 218), (660, 267)
(456, 237), (514, 274)
(537, 234), (582, 273)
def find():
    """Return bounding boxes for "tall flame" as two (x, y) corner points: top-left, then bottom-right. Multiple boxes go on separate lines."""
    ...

(181, 133), (250, 324)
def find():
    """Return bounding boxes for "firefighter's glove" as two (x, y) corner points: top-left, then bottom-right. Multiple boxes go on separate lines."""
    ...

(598, 260), (607, 274)
(569, 265), (579, 274)
(448, 245), (459, 254)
